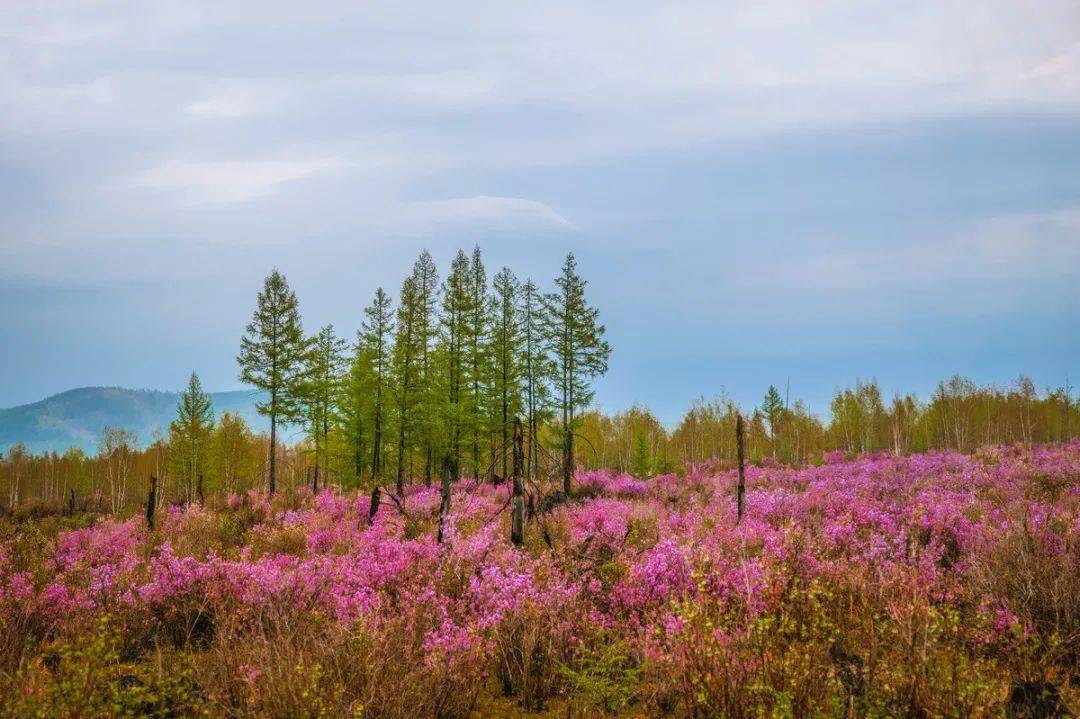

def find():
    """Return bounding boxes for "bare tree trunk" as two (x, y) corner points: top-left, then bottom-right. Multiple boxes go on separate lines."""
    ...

(269, 413), (277, 496)
(511, 417), (525, 547)
(736, 413), (746, 524)
(368, 486), (381, 524)
(437, 454), (452, 544)
(563, 425), (574, 495)
(146, 475), (157, 530)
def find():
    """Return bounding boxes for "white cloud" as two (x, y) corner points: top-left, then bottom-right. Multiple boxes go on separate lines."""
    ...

(129, 158), (345, 204)
(388, 195), (575, 234)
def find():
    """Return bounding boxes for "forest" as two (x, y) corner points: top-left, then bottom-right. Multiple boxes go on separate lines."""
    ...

(0, 247), (1076, 515)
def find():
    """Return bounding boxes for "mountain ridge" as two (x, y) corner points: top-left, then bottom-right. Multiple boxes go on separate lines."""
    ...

(0, 386), (269, 454)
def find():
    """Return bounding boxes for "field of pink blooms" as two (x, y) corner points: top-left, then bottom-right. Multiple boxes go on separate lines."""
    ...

(1, 444), (1079, 718)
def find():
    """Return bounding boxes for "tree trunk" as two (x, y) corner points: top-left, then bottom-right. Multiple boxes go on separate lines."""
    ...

(269, 413), (277, 496)
(368, 486), (381, 524)
(563, 425), (574, 495)
(736, 413), (746, 524)
(146, 475), (157, 530)
(511, 417), (525, 547)
(437, 454), (453, 544)
(197, 474), (204, 505)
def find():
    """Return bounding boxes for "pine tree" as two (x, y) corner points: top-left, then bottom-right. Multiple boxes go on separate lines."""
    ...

(490, 267), (523, 482)
(350, 287), (393, 482)
(169, 371), (215, 503)
(762, 385), (785, 456)
(542, 253), (611, 494)
(391, 275), (425, 493)
(630, 430), (652, 479)
(410, 251), (441, 485)
(237, 269), (307, 495)
(519, 279), (551, 481)
(301, 325), (347, 490)
(466, 246), (490, 478)
(437, 251), (473, 481)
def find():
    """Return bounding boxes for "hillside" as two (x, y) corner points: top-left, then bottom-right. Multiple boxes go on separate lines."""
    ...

(0, 387), (268, 454)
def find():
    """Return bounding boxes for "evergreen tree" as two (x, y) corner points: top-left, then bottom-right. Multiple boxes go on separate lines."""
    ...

(542, 253), (611, 494)
(490, 267), (523, 481)
(410, 251), (441, 484)
(169, 371), (215, 503)
(437, 251), (473, 481)
(391, 275), (425, 493)
(519, 279), (551, 481)
(630, 430), (652, 479)
(237, 269), (307, 495)
(350, 287), (393, 482)
(301, 325), (347, 490)
(466, 246), (490, 477)
(762, 384), (785, 455)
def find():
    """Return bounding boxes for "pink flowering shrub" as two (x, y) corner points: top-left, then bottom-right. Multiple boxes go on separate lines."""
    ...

(0, 442), (1078, 716)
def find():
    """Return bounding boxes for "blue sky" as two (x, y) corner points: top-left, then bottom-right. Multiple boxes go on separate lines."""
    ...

(1, 2), (1079, 422)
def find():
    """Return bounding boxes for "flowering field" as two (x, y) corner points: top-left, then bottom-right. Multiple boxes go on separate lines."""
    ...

(1, 444), (1078, 718)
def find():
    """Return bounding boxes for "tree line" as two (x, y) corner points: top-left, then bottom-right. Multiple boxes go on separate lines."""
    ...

(1, 240), (1077, 514)
(235, 248), (611, 497)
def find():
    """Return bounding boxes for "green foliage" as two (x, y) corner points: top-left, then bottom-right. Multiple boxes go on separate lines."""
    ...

(561, 632), (641, 714)
(169, 372), (215, 503)
(236, 269), (308, 493)
(7, 615), (200, 719)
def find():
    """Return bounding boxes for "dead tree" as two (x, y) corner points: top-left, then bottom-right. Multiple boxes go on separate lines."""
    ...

(368, 486), (381, 524)
(511, 417), (525, 547)
(437, 454), (453, 544)
(67, 488), (76, 517)
(146, 475), (157, 530)
(736, 413), (746, 524)
(196, 474), (205, 506)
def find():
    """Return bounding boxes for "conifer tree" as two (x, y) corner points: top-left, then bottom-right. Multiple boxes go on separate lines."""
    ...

(237, 269), (307, 495)
(490, 267), (523, 481)
(391, 275), (424, 493)
(169, 371), (215, 503)
(519, 279), (551, 481)
(301, 325), (347, 490)
(542, 253), (611, 494)
(410, 251), (441, 484)
(437, 251), (472, 481)
(350, 287), (393, 482)
(466, 246), (490, 477)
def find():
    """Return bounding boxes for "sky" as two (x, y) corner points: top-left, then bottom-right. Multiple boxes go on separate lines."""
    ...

(1, 1), (1079, 423)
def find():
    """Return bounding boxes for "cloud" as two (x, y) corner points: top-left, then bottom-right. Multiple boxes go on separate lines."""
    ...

(185, 87), (277, 118)
(391, 195), (576, 234)
(129, 158), (346, 204)
(773, 207), (1080, 292)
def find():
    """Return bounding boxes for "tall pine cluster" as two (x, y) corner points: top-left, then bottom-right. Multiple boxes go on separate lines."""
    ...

(238, 249), (610, 493)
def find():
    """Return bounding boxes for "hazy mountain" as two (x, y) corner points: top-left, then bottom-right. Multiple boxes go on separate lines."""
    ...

(0, 387), (269, 454)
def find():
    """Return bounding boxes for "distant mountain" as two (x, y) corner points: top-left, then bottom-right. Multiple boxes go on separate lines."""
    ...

(0, 387), (269, 455)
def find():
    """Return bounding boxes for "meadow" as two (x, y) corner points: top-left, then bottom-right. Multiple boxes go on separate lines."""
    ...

(1, 443), (1078, 718)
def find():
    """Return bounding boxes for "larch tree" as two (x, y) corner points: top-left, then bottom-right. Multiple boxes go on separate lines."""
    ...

(169, 371), (215, 503)
(352, 287), (393, 483)
(761, 385), (784, 456)
(391, 275), (425, 493)
(237, 269), (307, 496)
(542, 253), (611, 494)
(437, 250), (473, 482)
(519, 279), (551, 481)
(410, 251), (441, 485)
(466, 246), (490, 477)
(301, 325), (348, 490)
(490, 267), (524, 482)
